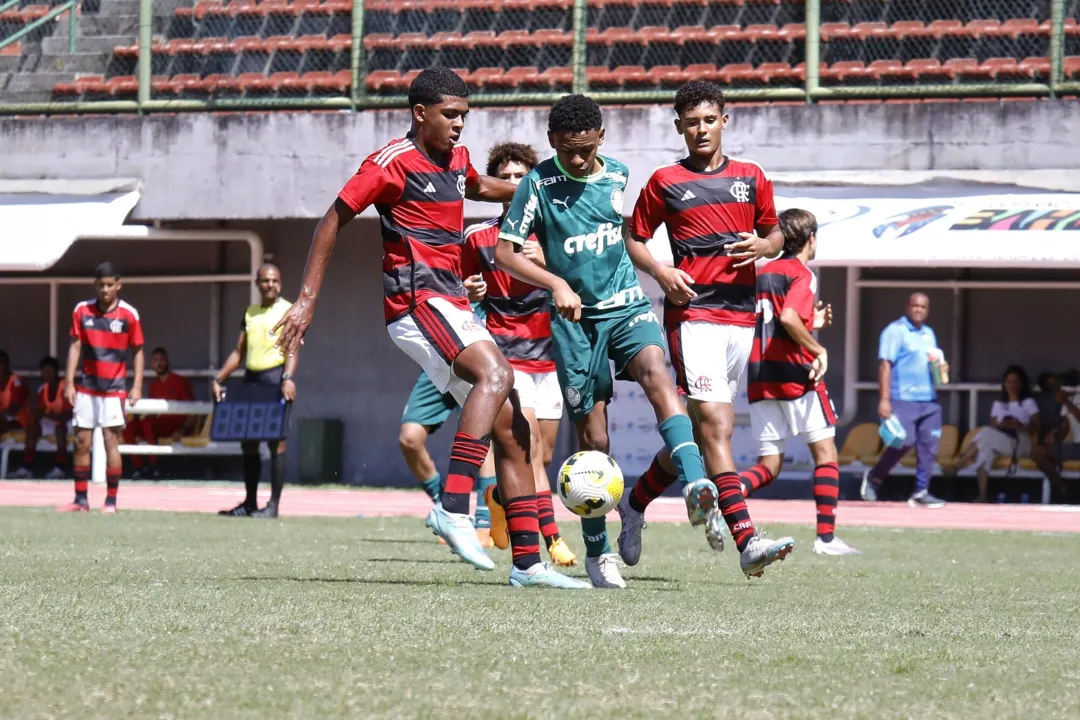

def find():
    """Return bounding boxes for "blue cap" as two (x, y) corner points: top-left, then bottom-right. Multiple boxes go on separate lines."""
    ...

(879, 415), (907, 449)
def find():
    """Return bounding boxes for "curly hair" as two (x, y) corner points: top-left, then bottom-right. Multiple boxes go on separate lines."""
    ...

(779, 208), (818, 255)
(407, 67), (469, 107)
(486, 142), (539, 177)
(548, 94), (603, 134)
(674, 80), (726, 117)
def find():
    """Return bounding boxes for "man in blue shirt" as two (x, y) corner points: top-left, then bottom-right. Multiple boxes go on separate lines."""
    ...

(861, 293), (948, 508)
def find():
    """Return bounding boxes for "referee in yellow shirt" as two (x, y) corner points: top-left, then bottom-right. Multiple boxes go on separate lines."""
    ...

(214, 263), (297, 518)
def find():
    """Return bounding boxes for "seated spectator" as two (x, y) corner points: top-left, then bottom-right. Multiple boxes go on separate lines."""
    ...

(122, 347), (195, 480)
(0, 350), (31, 436)
(11, 356), (73, 480)
(1029, 372), (1077, 503)
(956, 365), (1040, 502)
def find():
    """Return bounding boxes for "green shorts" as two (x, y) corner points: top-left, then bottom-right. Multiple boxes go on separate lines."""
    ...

(401, 371), (458, 430)
(550, 298), (666, 421)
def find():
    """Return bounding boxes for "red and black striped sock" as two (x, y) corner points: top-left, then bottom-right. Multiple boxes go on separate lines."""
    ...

(505, 495), (541, 570)
(106, 468), (121, 506)
(55, 450), (68, 468)
(73, 465), (90, 504)
(442, 432), (489, 515)
(536, 490), (561, 547)
(714, 472), (756, 552)
(629, 453), (677, 513)
(22, 447), (35, 466)
(739, 463), (775, 498)
(813, 462), (840, 543)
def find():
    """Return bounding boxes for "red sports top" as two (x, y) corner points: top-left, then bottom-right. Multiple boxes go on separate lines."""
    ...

(70, 299), (144, 397)
(38, 380), (72, 416)
(630, 155), (778, 330)
(150, 372), (194, 403)
(337, 134), (481, 324)
(461, 218), (554, 374)
(1, 373), (31, 426)
(748, 255), (821, 402)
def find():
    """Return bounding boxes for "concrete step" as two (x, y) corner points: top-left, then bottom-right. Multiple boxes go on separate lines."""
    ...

(37, 52), (115, 73)
(0, 57), (22, 73)
(97, 0), (141, 18)
(50, 13), (140, 37)
(43, 33), (130, 55)
(0, 70), (75, 95)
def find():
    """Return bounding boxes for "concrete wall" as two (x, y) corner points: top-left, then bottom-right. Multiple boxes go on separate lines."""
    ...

(2, 100), (1079, 220)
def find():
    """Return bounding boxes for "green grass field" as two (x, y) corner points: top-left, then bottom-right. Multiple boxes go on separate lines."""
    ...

(0, 507), (1076, 719)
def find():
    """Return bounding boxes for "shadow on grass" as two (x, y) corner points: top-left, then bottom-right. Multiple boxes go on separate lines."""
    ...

(351, 538), (436, 546)
(236, 575), (500, 588)
(360, 557), (465, 565)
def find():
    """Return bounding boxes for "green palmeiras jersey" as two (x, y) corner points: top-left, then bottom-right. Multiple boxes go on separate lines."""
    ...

(498, 155), (645, 318)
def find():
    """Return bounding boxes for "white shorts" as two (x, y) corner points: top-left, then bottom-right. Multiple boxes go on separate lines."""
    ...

(513, 369), (563, 421)
(73, 392), (126, 430)
(670, 321), (754, 403)
(40, 417), (73, 437)
(388, 297), (494, 407)
(750, 385), (838, 457)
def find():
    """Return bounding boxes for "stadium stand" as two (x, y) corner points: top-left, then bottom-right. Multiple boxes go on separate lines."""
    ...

(6, 0), (1071, 102)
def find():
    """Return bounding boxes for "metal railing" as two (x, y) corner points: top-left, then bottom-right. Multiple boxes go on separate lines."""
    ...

(0, 0), (1076, 115)
(0, 0), (77, 55)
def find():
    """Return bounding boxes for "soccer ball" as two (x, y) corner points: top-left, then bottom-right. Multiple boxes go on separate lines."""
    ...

(556, 450), (624, 517)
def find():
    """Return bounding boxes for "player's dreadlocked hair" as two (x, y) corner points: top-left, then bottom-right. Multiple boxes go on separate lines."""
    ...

(779, 208), (818, 255)
(486, 142), (539, 177)
(674, 80), (726, 117)
(548, 94), (603, 134)
(408, 67), (469, 108)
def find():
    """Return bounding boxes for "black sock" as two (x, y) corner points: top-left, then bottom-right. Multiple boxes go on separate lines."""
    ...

(269, 450), (285, 505)
(243, 453), (260, 507)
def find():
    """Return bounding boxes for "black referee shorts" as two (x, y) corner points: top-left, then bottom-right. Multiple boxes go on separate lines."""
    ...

(244, 365), (284, 386)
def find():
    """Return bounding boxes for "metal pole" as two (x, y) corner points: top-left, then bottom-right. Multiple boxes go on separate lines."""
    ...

(571, 0), (586, 94)
(837, 266), (860, 426)
(68, 1), (76, 53)
(1049, 0), (1065, 97)
(49, 280), (58, 358)
(804, 0), (820, 104)
(137, 0), (152, 110)
(351, 0), (366, 110)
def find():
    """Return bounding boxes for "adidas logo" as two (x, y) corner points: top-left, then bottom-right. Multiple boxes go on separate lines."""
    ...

(680, 189), (696, 202)
(423, 182), (436, 194)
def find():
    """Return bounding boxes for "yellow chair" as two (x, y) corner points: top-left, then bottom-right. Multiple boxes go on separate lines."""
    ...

(901, 424), (959, 468)
(1, 430), (26, 443)
(837, 423), (880, 466)
(179, 414), (213, 448)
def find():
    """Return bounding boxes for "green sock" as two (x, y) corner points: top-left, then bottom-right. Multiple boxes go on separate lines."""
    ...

(580, 516), (610, 558)
(474, 475), (496, 528)
(420, 474), (441, 505)
(659, 415), (705, 485)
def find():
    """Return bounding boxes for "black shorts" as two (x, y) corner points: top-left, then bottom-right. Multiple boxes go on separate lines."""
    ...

(244, 366), (284, 385)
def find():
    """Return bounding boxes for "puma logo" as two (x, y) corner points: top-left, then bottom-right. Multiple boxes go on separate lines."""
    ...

(505, 218), (518, 231)
(551, 197), (569, 210)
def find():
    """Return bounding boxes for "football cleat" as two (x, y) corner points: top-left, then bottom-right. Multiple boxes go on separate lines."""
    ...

(585, 553), (627, 589)
(509, 563), (591, 589)
(56, 501), (89, 513)
(682, 478), (719, 527)
(813, 536), (861, 555)
(483, 486), (509, 550)
(547, 537), (577, 567)
(704, 508), (725, 553)
(426, 503), (495, 571)
(615, 492), (645, 565)
(740, 530), (795, 578)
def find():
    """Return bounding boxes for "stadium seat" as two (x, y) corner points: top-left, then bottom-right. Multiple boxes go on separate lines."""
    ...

(837, 423), (880, 466)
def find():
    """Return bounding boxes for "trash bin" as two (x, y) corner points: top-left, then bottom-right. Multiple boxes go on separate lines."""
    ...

(298, 418), (343, 485)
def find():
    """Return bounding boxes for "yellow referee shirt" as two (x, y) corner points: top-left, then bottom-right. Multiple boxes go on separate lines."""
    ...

(243, 297), (292, 372)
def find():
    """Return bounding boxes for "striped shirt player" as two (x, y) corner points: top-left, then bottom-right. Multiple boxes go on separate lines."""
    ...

(337, 133), (493, 407)
(462, 218), (562, 421)
(747, 255), (837, 456)
(630, 156), (778, 405)
(70, 298), (144, 429)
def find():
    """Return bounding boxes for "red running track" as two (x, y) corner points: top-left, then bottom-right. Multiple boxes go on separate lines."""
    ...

(2, 481), (1078, 533)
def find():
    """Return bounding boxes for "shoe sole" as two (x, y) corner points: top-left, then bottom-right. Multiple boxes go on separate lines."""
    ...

(684, 481), (718, 527)
(907, 500), (945, 509)
(426, 513), (495, 571)
(743, 539), (795, 578)
(509, 577), (591, 589)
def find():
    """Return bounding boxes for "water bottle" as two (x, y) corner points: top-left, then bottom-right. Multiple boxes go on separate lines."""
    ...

(996, 492), (1006, 504)
(1021, 493), (1030, 504)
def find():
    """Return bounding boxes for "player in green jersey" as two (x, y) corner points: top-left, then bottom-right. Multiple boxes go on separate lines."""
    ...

(495, 95), (718, 589)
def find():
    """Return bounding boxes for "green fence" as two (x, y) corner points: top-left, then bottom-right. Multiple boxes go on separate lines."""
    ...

(0, 0), (1076, 115)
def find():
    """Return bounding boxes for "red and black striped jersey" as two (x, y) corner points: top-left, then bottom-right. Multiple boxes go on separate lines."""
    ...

(630, 155), (778, 330)
(462, 218), (554, 374)
(70, 299), (144, 397)
(337, 134), (481, 324)
(748, 255), (820, 402)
